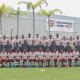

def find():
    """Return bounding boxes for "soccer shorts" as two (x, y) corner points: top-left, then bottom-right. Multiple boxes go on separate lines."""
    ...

(46, 59), (50, 62)
(71, 49), (73, 52)
(12, 49), (14, 53)
(39, 59), (43, 62)
(23, 59), (27, 61)
(61, 59), (65, 62)
(30, 59), (35, 61)
(75, 58), (78, 61)
(16, 59), (20, 62)
(1, 59), (5, 62)
(9, 59), (13, 62)
(54, 58), (57, 62)
(68, 58), (71, 61)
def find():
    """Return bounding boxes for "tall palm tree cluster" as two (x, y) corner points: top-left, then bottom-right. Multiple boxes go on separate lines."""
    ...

(0, 0), (62, 38)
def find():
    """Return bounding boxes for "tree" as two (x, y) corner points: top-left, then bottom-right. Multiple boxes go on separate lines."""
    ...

(0, 4), (8, 35)
(9, 7), (31, 36)
(38, 9), (62, 38)
(18, 0), (48, 38)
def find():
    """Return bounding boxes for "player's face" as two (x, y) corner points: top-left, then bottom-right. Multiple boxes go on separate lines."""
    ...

(11, 36), (13, 39)
(77, 36), (79, 39)
(67, 42), (69, 46)
(16, 36), (18, 39)
(75, 49), (77, 52)
(47, 49), (49, 52)
(32, 41), (35, 44)
(68, 50), (70, 53)
(39, 41), (42, 45)
(60, 42), (62, 45)
(54, 49), (56, 52)
(17, 49), (19, 53)
(24, 50), (26, 53)
(61, 50), (63, 54)
(56, 34), (59, 38)
(22, 35), (24, 38)
(7, 40), (9, 44)
(50, 35), (52, 39)
(70, 37), (72, 40)
(43, 36), (45, 40)
(10, 49), (12, 53)
(31, 50), (34, 53)
(28, 34), (31, 37)
(39, 48), (42, 52)
(3, 49), (5, 53)
(46, 42), (48, 46)
(63, 36), (65, 40)
(36, 34), (39, 38)
(3, 35), (6, 39)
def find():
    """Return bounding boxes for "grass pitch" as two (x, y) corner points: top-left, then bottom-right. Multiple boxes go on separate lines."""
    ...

(0, 67), (80, 80)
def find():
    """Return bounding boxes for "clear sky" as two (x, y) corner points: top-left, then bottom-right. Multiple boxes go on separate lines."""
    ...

(0, 0), (80, 18)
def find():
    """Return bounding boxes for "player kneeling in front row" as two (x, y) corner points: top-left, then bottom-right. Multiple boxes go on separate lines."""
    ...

(43, 48), (51, 67)
(29, 49), (37, 67)
(0, 48), (8, 68)
(73, 48), (80, 66)
(66, 49), (74, 67)
(59, 50), (67, 67)
(14, 48), (21, 67)
(50, 48), (59, 67)
(7, 49), (14, 67)
(37, 48), (44, 67)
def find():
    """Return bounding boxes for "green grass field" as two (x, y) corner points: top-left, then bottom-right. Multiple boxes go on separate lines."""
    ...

(0, 67), (80, 80)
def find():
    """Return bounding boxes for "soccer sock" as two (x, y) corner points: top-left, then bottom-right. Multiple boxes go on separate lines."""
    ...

(5, 64), (7, 67)
(29, 62), (30, 66)
(27, 60), (28, 66)
(37, 63), (38, 67)
(53, 60), (54, 67)
(67, 58), (68, 65)
(0, 64), (1, 67)
(12, 63), (13, 67)
(74, 60), (75, 65)
(45, 60), (46, 66)
(59, 63), (61, 66)
(78, 58), (80, 65)
(50, 60), (53, 66)
(20, 60), (23, 66)
(14, 60), (16, 66)
(57, 59), (59, 67)
(7, 63), (9, 67)
(65, 62), (67, 66)
(71, 59), (74, 65)
(35, 62), (37, 66)
(43, 63), (44, 67)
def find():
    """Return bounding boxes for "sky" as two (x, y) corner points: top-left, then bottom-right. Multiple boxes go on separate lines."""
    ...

(0, 0), (80, 18)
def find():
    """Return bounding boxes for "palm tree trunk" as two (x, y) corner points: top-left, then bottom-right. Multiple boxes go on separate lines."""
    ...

(33, 9), (35, 38)
(0, 15), (2, 35)
(17, 15), (19, 36)
(48, 16), (50, 38)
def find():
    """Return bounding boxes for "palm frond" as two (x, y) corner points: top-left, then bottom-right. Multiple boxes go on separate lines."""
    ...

(18, 1), (27, 4)
(39, 0), (48, 6)
(34, 2), (42, 9)
(27, 2), (33, 10)
(53, 8), (62, 14)
(24, 11), (31, 18)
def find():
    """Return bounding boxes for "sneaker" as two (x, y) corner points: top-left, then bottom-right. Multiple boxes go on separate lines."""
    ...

(14, 66), (16, 68)
(50, 66), (52, 67)
(59, 65), (61, 67)
(45, 65), (46, 67)
(78, 65), (80, 67)
(73, 65), (75, 67)
(27, 66), (29, 68)
(71, 65), (73, 67)
(65, 65), (68, 67)
(19, 66), (21, 68)
(21, 66), (23, 68)
(35, 65), (37, 67)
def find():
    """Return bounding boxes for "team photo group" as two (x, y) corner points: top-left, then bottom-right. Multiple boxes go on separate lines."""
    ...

(0, 33), (80, 68)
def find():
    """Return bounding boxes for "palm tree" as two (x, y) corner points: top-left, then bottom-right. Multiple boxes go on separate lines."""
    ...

(9, 7), (31, 36)
(0, 4), (8, 35)
(38, 9), (62, 38)
(18, 0), (48, 38)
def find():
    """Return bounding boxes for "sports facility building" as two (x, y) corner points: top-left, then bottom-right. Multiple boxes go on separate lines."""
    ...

(1, 12), (80, 38)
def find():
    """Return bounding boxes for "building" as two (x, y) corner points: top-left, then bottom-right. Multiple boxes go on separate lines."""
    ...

(1, 12), (80, 39)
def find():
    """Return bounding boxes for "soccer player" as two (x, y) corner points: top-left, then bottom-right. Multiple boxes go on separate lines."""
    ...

(20, 35), (25, 45)
(14, 48), (21, 67)
(44, 42), (50, 52)
(14, 42), (21, 52)
(5, 40), (12, 53)
(66, 49), (74, 67)
(22, 49), (29, 67)
(65, 42), (71, 53)
(42, 36), (46, 46)
(2, 35), (7, 46)
(21, 39), (29, 52)
(62, 36), (67, 48)
(0, 48), (8, 67)
(75, 41), (80, 53)
(8, 49), (14, 67)
(50, 48), (59, 67)
(50, 40), (57, 53)
(47, 35), (53, 47)
(37, 48), (44, 67)
(74, 36), (80, 45)
(34, 34), (41, 46)
(14, 35), (20, 45)
(58, 50), (67, 67)
(37, 40), (44, 52)
(44, 48), (51, 67)
(73, 48), (80, 66)
(28, 49), (36, 67)
(9, 36), (15, 53)
(68, 36), (74, 52)
(57, 41), (64, 53)
(54, 34), (61, 46)
(0, 40), (3, 53)
(30, 40), (36, 52)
